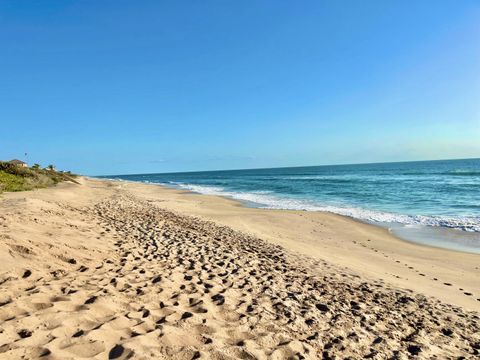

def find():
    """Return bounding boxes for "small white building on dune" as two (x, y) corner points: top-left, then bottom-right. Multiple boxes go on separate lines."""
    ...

(9, 159), (28, 168)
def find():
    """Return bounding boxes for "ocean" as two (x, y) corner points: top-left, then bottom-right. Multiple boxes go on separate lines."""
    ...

(100, 158), (480, 253)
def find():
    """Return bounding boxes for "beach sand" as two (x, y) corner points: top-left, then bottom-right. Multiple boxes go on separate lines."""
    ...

(0, 178), (478, 359)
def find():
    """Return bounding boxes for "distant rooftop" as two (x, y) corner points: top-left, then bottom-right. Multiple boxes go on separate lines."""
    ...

(9, 159), (27, 165)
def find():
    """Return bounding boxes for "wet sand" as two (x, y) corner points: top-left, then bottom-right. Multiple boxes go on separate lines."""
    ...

(0, 178), (478, 359)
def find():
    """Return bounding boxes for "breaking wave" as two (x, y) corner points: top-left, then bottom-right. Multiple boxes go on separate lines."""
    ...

(169, 183), (480, 233)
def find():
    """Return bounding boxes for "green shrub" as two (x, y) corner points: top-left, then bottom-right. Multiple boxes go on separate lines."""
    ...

(0, 171), (32, 192)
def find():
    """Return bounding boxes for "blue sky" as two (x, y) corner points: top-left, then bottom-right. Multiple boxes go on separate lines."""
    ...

(1, 1), (479, 175)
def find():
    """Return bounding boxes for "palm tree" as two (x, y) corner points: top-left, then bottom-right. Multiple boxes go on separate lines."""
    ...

(32, 163), (40, 170)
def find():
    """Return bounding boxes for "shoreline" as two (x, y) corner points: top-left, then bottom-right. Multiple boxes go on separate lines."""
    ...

(0, 177), (479, 358)
(101, 177), (480, 255)
(91, 178), (480, 311)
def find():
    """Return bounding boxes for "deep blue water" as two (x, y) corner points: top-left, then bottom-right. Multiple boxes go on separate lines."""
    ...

(100, 158), (480, 252)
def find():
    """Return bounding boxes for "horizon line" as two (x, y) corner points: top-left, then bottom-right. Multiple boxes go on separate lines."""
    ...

(95, 156), (480, 178)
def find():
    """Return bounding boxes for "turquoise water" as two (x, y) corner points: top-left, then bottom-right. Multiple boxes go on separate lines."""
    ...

(101, 158), (480, 253)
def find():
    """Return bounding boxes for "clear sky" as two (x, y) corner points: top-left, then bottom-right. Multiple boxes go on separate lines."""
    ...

(1, 1), (479, 175)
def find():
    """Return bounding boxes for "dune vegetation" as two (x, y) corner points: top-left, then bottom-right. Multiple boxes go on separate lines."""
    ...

(0, 162), (78, 193)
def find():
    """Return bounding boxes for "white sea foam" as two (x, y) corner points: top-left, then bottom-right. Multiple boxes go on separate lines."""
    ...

(171, 183), (480, 232)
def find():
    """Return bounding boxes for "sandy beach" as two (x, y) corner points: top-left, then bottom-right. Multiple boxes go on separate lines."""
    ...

(0, 177), (479, 359)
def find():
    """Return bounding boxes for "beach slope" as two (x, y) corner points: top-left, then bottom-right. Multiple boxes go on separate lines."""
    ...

(0, 178), (478, 359)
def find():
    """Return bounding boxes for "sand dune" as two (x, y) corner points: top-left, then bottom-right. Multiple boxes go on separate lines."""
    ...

(0, 179), (479, 359)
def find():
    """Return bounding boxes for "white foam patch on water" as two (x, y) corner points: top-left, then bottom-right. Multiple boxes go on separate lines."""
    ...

(169, 183), (480, 232)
